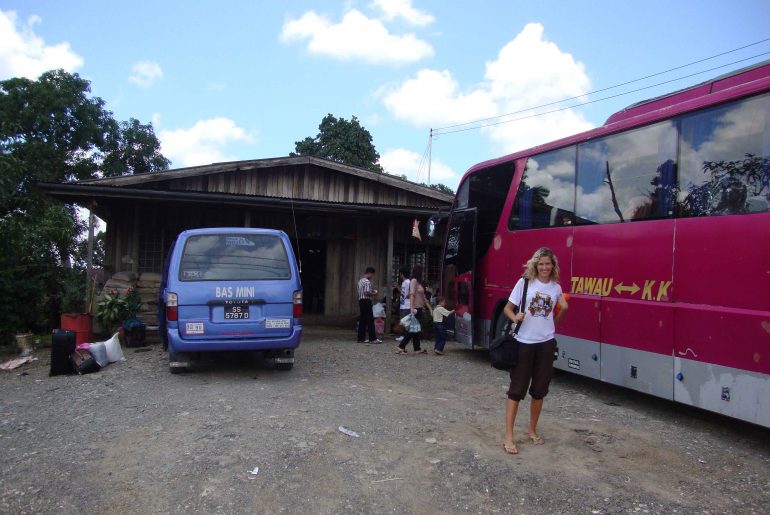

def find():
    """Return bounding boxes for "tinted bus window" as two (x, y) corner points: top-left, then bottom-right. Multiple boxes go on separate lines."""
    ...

(466, 163), (515, 254)
(678, 93), (770, 217)
(576, 121), (677, 224)
(509, 146), (576, 230)
(180, 234), (291, 281)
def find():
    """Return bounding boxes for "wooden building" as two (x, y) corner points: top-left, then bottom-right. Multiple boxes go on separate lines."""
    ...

(42, 156), (453, 324)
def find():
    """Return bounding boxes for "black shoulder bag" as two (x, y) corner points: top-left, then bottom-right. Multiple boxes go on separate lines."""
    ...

(489, 279), (528, 370)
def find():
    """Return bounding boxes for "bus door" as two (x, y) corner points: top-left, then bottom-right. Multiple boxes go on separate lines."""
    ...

(442, 208), (477, 347)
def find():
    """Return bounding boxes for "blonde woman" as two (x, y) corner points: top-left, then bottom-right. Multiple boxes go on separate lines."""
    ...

(501, 247), (568, 455)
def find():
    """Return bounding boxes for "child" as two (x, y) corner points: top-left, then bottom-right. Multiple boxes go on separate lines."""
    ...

(428, 295), (454, 355)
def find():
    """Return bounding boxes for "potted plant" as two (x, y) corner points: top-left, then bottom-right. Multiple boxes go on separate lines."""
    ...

(95, 288), (127, 334)
(121, 288), (146, 347)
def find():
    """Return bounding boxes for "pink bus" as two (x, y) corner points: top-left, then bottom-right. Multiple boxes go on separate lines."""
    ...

(441, 61), (770, 427)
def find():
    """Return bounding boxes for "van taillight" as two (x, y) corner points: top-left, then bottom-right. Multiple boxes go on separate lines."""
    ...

(293, 290), (303, 318)
(166, 292), (178, 321)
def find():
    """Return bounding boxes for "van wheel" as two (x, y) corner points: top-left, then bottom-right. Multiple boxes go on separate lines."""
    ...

(275, 362), (294, 371)
(168, 351), (189, 374)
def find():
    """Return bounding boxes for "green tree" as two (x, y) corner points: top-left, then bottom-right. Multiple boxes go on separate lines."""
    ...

(0, 69), (168, 341)
(101, 118), (170, 177)
(422, 182), (455, 195)
(291, 114), (383, 173)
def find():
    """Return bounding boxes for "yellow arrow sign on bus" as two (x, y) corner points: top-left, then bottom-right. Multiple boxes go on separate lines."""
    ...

(614, 282), (640, 295)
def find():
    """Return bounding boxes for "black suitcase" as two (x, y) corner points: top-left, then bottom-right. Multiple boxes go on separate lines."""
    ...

(50, 329), (76, 376)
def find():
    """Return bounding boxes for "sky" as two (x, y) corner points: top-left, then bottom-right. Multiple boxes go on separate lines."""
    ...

(1, 0), (769, 192)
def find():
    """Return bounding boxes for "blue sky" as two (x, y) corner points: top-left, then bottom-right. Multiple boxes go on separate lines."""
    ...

(1, 0), (769, 191)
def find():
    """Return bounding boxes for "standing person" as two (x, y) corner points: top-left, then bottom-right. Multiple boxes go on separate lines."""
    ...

(427, 295), (454, 355)
(396, 265), (427, 354)
(501, 247), (568, 455)
(396, 266), (411, 342)
(357, 267), (382, 344)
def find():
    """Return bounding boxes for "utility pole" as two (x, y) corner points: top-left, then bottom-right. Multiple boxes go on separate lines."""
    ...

(428, 128), (433, 185)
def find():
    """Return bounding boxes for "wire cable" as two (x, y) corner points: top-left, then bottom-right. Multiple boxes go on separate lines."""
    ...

(432, 51), (770, 136)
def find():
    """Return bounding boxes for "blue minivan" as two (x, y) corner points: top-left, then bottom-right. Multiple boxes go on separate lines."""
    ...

(158, 228), (302, 373)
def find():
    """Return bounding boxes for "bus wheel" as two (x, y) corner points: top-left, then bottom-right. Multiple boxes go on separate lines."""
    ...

(492, 311), (509, 341)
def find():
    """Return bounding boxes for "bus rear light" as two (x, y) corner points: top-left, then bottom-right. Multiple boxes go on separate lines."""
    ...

(166, 292), (178, 322)
(293, 290), (303, 318)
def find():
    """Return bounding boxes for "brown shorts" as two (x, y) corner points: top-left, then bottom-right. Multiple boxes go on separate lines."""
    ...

(507, 339), (556, 401)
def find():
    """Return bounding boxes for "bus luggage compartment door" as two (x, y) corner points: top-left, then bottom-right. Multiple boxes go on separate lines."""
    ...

(442, 208), (477, 347)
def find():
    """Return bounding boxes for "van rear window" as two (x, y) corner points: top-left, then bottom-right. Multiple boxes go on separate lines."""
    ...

(179, 234), (291, 281)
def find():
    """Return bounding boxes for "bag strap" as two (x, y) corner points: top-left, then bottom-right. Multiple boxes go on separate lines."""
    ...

(512, 279), (529, 336)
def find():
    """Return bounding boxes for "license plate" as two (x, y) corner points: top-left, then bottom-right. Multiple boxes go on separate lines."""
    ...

(186, 322), (204, 334)
(224, 304), (249, 319)
(266, 318), (290, 329)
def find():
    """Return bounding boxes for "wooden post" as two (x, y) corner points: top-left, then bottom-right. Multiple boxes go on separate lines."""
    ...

(85, 202), (95, 310)
(386, 220), (394, 334)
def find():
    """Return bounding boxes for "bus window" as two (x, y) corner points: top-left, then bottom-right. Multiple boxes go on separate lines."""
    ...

(509, 146), (576, 230)
(678, 92), (770, 217)
(576, 121), (677, 224)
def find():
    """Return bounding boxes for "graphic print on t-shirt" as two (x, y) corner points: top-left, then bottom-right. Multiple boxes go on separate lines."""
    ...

(527, 292), (553, 318)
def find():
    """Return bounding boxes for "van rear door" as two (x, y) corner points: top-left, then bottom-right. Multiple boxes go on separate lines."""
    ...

(174, 233), (295, 340)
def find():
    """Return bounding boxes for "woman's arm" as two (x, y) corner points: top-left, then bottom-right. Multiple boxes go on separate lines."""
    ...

(503, 301), (524, 324)
(554, 294), (568, 326)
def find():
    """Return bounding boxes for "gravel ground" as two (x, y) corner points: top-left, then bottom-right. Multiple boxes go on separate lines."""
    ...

(0, 326), (768, 514)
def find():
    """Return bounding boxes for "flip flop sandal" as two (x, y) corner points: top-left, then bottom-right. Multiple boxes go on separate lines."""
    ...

(528, 434), (545, 445)
(395, 349), (408, 355)
(503, 443), (519, 455)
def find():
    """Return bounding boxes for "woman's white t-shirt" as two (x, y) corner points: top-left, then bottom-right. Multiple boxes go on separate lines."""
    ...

(508, 277), (562, 344)
(399, 279), (411, 310)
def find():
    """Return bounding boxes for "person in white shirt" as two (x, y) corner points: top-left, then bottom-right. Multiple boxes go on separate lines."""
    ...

(356, 267), (381, 344)
(396, 266), (411, 342)
(501, 247), (568, 455)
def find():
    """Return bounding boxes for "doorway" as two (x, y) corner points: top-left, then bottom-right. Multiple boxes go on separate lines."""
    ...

(297, 240), (326, 314)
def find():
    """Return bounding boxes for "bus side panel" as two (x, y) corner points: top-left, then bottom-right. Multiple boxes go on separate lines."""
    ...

(601, 300), (675, 399)
(674, 305), (770, 426)
(674, 357), (770, 428)
(555, 293), (601, 380)
(571, 222), (676, 392)
(673, 214), (770, 312)
(672, 214), (770, 427)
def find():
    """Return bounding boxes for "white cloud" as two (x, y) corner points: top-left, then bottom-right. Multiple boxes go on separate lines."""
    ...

(129, 60), (163, 88)
(380, 148), (459, 187)
(280, 9), (433, 64)
(0, 9), (83, 79)
(158, 118), (254, 168)
(381, 69), (497, 126)
(370, 0), (435, 26)
(381, 23), (595, 153)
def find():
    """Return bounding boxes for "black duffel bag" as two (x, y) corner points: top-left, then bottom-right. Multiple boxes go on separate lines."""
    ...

(489, 279), (528, 371)
(489, 330), (519, 370)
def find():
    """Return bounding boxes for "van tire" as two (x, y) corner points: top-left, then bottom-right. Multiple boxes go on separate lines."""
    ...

(275, 362), (294, 371)
(169, 352), (189, 374)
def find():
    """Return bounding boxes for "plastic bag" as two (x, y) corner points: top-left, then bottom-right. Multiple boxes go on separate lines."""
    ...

(103, 332), (125, 363)
(88, 341), (110, 368)
(407, 314), (421, 333)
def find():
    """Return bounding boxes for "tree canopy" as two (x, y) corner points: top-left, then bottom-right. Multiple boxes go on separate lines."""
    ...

(291, 114), (383, 173)
(0, 69), (168, 341)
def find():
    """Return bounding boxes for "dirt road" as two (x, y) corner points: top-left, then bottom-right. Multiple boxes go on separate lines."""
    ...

(1, 327), (768, 513)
